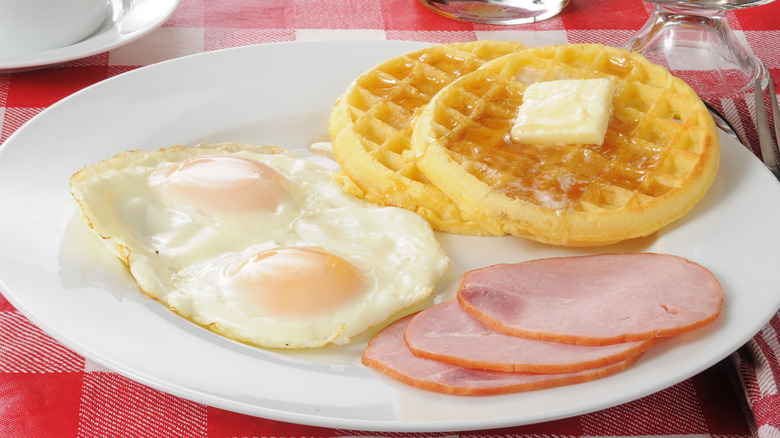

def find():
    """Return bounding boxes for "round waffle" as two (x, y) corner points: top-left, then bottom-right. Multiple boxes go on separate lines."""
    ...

(328, 40), (525, 235)
(410, 44), (720, 246)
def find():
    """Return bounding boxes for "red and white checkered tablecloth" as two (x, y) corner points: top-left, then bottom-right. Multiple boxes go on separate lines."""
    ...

(2, 0), (779, 436)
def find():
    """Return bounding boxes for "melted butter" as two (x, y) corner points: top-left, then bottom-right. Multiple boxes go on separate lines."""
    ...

(510, 78), (615, 146)
(438, 79), (664, 210)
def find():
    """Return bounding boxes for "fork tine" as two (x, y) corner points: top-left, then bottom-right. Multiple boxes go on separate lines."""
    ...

(769, 78), (780, 154)
(754, 79), (780, 178)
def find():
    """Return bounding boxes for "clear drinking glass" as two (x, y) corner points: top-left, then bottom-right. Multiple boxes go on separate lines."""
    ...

(417, 0), (570, 25)
(623, 0), (775, 99)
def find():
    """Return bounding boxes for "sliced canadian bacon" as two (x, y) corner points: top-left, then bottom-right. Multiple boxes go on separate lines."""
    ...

(404, 299), (659, 373)
(362, 313), (643, 396)
(457, 253), (723, 346)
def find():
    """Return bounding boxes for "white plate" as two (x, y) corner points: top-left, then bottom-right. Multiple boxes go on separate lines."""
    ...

(0, 0), (180, 72)
(1, 40), (780, 432)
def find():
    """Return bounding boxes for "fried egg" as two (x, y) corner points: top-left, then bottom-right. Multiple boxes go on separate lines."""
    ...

(70, 142), (449, 349)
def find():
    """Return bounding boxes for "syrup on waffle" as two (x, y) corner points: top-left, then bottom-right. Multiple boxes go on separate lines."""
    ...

(410, 43), (720, 246)
(328, 40), (525, 235)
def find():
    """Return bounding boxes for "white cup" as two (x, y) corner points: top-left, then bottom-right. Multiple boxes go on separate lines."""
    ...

(0, 0), (107, 55)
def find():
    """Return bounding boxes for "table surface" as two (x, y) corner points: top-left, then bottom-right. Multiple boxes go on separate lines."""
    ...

(1, 0), (779, 437)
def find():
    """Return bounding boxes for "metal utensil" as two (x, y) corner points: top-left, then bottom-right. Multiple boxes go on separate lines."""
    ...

(754, 78), (780, 180)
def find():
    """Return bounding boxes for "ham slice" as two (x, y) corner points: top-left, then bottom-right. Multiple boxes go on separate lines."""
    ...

(404, 299), (659, 373)
(457, 253), (723, 346)
(362, 314), (643, 396)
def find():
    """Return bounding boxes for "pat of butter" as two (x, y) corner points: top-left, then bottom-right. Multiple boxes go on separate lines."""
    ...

(510, 78), (615, 146)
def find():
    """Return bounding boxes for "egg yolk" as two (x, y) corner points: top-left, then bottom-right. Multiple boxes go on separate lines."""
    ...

(161, 155), (291, 216)
(226, 247), (368, 316)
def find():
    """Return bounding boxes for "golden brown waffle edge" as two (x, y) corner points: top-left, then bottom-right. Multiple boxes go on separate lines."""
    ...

(409, 43), (720, 246)
(328, 40), (526, 235)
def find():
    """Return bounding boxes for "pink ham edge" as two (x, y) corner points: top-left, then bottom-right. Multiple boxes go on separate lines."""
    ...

(457, 253), (724, 346)
(404, 299), (659, 373)
(362, 313), (643, 396)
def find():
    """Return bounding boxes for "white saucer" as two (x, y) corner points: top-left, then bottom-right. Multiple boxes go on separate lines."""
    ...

(0, 0), (180, 73)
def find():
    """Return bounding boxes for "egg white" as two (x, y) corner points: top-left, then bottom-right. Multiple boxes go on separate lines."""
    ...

(70, 142), (449, 349)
